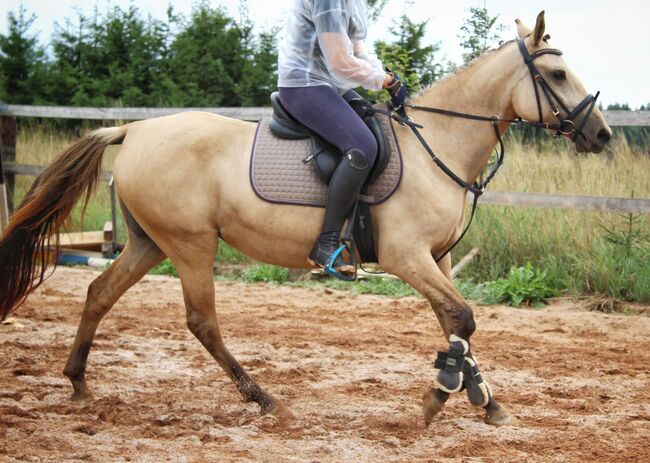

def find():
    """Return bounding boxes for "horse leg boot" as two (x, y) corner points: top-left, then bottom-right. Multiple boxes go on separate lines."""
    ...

(172, 237), (292, 420)
(63, 234), (165, 401)
(433, 254), (513, 425)
(309, 149), (370, 278)
(381, 249), (515, 426)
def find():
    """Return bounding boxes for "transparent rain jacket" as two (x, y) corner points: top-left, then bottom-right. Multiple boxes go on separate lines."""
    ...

(278, 0), (386, 93)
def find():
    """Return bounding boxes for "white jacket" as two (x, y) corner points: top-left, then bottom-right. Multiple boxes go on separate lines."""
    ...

(278, 0), (386, 92)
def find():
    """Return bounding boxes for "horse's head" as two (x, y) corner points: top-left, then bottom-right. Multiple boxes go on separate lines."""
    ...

(511, 11), (612, 153)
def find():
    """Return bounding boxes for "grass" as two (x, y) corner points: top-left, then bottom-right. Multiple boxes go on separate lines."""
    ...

(9, 124), (650, 303)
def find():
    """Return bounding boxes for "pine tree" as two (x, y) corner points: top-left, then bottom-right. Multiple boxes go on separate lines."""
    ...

(607, 103), (631, 111)
(459, 7), (505, 65)
(374, 15), (443, 92)
(0, 6), (47, 104)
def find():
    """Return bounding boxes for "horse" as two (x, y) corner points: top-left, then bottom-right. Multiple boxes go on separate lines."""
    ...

(0, 12), (611, 426)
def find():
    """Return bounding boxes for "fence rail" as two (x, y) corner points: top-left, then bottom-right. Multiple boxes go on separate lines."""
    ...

(1, 105), (649, 219)
(4, 162), (650, 214)
(1, 104), (649, 126)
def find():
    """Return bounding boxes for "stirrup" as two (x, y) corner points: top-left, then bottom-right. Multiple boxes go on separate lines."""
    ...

(324, 245), (357, 282)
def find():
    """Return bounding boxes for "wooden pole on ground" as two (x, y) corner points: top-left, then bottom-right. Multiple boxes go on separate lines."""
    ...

(451, 248), (481, 279)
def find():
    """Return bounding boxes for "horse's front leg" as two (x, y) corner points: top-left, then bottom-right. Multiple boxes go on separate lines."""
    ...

(381, 248), (515, 426)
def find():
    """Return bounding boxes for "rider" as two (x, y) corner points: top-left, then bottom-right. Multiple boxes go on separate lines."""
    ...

(278, 0), (407, 277)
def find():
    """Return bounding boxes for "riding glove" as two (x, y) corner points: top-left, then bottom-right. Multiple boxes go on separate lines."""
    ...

(384, 70), (408, 110)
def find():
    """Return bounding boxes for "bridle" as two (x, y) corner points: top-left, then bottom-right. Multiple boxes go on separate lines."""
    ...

(378, 37), (601, 262)
(516, 38), (600, 142)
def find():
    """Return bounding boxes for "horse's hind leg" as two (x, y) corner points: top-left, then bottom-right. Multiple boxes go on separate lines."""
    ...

(169, 233), (292, 419)
(382, 249), (515, 426)
(63, 225), (165, 400)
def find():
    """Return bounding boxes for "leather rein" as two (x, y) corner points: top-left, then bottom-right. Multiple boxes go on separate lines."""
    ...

(381, 38), (600, 263)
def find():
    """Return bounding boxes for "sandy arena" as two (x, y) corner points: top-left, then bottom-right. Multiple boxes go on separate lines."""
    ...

(1, 267), (648, 462)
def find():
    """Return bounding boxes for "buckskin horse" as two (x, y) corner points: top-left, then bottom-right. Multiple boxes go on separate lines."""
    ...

(0, 13), (611, 426)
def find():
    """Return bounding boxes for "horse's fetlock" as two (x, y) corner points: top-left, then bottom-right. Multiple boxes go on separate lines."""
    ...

(452, 304), (476, 339)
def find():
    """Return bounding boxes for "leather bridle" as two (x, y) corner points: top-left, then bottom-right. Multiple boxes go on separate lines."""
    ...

(516, 38), (600, 142)
(378, 37), (602, 262)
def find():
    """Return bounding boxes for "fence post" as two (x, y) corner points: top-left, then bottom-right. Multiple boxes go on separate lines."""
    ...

(1, 116), (17, 212)
(0, 139), (8, 234)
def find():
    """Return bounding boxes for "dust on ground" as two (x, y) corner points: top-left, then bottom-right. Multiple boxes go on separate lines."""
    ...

(1, 267), (648, 463)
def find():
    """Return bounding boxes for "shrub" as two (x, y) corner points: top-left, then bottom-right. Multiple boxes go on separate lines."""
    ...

(242, 264), (289, 284)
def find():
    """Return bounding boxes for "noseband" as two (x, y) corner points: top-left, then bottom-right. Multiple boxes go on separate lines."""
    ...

(516, 38), (599, 141)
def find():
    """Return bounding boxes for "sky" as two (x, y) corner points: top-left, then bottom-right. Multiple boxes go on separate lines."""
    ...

(2, 0), (648, 108)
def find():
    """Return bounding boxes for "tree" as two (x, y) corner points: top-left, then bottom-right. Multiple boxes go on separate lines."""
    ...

(374, 15), (443, 92)
(367, 0), (389, 21)
(607, 103), (631, 111)
(46, 6), (172, 106)
(459, 7), (505, 65)
(237, 29), (278, 107)
(0, 6), (48, 104)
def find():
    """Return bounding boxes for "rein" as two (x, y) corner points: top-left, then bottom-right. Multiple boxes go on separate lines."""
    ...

(380, 38), (600, 263)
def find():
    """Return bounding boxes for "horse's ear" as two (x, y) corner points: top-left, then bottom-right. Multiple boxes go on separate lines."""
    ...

(515, 18), (531, 38)
(533, 11), (546, 46)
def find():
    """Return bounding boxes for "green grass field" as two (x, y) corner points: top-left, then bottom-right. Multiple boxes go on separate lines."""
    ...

(9, 124), (650, 303)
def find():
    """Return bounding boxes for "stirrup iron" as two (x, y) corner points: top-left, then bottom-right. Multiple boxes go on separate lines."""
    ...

(324, 244), (357, 282)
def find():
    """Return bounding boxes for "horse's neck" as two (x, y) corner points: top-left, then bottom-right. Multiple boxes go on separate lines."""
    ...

(410, 43), (520, 183)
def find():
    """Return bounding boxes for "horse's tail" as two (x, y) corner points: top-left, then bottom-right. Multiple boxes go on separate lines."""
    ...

(0, 126), (127, 320)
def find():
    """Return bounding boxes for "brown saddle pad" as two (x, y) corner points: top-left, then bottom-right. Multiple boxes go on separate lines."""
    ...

(250, 109), (403, 207)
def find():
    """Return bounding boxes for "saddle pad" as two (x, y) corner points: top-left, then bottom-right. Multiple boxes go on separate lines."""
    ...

(250, 109), (403, 207)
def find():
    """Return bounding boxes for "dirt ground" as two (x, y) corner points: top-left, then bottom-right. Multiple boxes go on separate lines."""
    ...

(1, 267), (649, 463)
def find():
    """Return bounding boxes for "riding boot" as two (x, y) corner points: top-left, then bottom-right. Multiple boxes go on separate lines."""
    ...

(309, 149), (371, 274)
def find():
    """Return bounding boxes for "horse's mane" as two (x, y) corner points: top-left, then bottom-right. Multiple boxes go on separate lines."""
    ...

(412, 39), (517, 99)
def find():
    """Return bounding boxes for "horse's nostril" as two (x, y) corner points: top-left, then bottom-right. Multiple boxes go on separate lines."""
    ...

(597, 129), (611, 145)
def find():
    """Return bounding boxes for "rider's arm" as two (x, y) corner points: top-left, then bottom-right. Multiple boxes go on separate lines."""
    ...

(313, 2), (388, 90)
(353, 40), (382, 69)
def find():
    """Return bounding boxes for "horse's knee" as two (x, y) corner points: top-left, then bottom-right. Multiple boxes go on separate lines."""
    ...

(186, 309), (207, 337)
(452, 304), (476, 339)
(85, 277), (113, 318)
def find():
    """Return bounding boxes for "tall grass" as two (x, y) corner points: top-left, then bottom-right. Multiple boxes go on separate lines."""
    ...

(10, 125), (650, 301)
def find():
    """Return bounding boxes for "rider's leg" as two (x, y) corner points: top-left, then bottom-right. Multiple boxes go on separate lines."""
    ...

(278, 86), (377, 272)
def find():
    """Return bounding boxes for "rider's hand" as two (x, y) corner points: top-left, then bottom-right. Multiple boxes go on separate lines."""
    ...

(384, 71), (407, 110)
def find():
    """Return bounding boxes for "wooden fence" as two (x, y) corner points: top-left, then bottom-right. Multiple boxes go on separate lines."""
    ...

(1, 105), (649, 218)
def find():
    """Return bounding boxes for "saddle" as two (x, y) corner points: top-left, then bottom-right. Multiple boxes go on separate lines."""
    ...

(269, 92), (392, 186)
(250, 93), (403, 265)
(266, 92), (392, 265)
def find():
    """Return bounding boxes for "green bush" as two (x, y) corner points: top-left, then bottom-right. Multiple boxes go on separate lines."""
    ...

(150, 259), (179, 278)
(457, 263), (557, 307)
(242, 264), (289, 284)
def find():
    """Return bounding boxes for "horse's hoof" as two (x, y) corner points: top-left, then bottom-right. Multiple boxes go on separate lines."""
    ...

(70, 390), (94, 403)
(485, 404), (518, 426)
(422, 389), (445, 427)
(263, 398), (295, 421)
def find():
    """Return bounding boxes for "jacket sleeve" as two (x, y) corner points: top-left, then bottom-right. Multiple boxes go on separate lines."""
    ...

(312, 2), (386, 90)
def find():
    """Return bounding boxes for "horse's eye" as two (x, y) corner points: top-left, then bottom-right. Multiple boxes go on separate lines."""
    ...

(553, 70), (567, 81)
